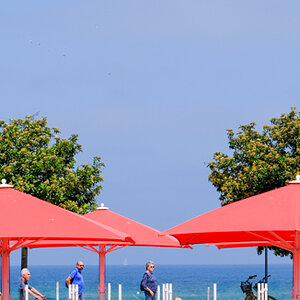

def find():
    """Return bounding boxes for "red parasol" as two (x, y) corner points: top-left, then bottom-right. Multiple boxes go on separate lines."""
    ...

(84, 204), (182, 300)
(164, 176), (300, 299)
(0, 180), (133, 300)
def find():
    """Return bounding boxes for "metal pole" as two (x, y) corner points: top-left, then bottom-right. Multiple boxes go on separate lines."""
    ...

(1, 240), (11, 300)
(265, 247), (268, 283)
(99, 245), (106, 300)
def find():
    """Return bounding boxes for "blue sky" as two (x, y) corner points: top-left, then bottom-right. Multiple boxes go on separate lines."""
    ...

(1, 1), (298, 266)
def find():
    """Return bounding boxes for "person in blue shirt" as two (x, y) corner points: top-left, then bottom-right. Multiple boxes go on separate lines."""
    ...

(141, 261), (158, 300)
(66, 261), (85, 300)
(19, 268), (46, 300)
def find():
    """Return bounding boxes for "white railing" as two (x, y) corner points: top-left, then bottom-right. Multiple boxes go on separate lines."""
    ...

(206, 283), (217, 300)
(38, 281), (222, 300)
(257, 283), (268, 300)
(105, 283), (171, 300)
(162, 283), (172, 300)
(68, 284), (79, 300)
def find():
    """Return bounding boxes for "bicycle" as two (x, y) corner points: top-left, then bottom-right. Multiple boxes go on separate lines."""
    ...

(240, 275), (276, 300)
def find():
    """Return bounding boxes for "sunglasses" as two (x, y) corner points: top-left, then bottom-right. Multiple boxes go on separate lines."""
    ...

(149, 266), (155, 268)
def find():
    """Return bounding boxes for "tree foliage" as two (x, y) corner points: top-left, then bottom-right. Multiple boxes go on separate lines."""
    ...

(208, 107), (300, 257)
(0, 116), (105, 214)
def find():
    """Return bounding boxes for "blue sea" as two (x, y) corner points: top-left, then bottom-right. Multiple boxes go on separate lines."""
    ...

(8, 264), (292, 299)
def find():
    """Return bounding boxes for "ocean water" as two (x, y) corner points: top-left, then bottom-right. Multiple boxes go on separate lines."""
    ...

(8, 264), (292, 300)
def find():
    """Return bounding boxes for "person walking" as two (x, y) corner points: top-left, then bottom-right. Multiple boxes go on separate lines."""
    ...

(66, 261), (85, 300)
(141, 261), (157, 300)
(19, 268), (46, 300)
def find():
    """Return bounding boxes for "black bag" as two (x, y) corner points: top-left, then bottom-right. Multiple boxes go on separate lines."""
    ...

(140, 272), (148, 291)
(140, 280), (145, 291)
(65, 276), (74, 288)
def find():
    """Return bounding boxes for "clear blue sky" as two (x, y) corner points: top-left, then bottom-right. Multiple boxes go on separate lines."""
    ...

(1, 1), (298, 266)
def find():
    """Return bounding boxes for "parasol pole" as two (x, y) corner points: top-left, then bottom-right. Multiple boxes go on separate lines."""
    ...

(1, 239), (11, 300)
(293, 230), (300, 300)
(293, 248), (300, 299)
(292, 177), (300, 300)
(98, 245), (106, 300)
(265, 247), (268, 283)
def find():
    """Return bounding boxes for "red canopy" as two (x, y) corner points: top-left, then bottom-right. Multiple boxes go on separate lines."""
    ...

(164, 176), (300, 299)
(85, 204), (182, 300)
(28, 203), (182, 300)
(0, 180), (133, 300)
(85, 203), (181, 247)
(31, 203), (180, 247)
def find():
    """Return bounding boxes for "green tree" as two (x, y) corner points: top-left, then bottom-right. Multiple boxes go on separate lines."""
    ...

(0, 116), (105, 270)
(208, 107), (300, 257)
(0, 115), (105, 214)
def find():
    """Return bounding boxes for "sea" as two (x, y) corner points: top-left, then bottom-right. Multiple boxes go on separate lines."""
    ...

(8, 264), (293, 300)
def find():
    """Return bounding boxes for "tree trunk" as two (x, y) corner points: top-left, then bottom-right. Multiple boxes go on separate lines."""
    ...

(21, 247), (28, 270)
(20, 247), (28, 300)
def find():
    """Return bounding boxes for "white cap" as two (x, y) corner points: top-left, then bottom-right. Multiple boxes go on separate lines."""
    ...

(0, 179), (13, 188)
(96, 203), (109, 210)
(289, 175), (300, 184)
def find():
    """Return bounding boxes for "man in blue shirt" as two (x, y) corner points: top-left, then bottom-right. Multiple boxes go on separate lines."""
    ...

(66, 261), (85, 300)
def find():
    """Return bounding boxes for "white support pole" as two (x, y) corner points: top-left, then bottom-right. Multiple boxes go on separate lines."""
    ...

(157, 285), (160, 300)
(258, 283), (261, 300)
(118, 283), (122, 300)
(213, 283), (217, 300)
(69, 284), (79, 300)
(56, 281), (59, 300)
(166, 283), (169, 300)
(165, 283), (168, 300)
(69, 284), (74, 300)
(169, 283), (172, 300)
(108, 283), (111, 300)
(25, 284), (29, 300)
(165, 283), (169, 300)
(162, 284), (165, 300)
(207, 286), (210, 300)
(75, 284), (79, 300)
(264, 283), (268, 300)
